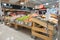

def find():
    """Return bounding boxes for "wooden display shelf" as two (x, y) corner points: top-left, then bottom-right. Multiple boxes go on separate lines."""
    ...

(8, 21), (32, 29)
(32, 31), (52, 40)
(15, 23), (32, 29)
(4, 17), (56, 40)
(31, 18), (55, 40)
(4, 17), (32, 29)
(2, 8), (31, 12)
(32, 27), (53, 36)
(31, 18), (54, 31)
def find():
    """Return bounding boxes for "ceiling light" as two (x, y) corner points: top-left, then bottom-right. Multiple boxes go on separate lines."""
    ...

(33, 8), (34, 9)
(45, 3), (49, 5)
(57, 1), (59, 2)
(4, 3), (6, 6)
(20, 2), (24, 5)
(52, 5), (55, 7)
(33, 0), (36, 1)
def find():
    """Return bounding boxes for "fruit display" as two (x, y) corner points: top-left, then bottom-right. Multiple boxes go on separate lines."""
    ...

(15, 15), (32, 26)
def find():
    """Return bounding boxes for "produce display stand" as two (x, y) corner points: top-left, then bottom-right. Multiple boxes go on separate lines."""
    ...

(31, 18), (57, 40)
(1, 2), (58, 40)
(4, 15), (57, 40)
(3, 8), (58, 40)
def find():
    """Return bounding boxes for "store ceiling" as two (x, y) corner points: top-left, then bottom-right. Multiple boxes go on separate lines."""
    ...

(1, 0), (58, 4)
(29, 0), (58, 4)
(1, 0), (59, 7)
(29, 0), (58, 7)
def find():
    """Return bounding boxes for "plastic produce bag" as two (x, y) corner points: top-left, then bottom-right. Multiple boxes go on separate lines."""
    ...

(24, 22), (32, 26)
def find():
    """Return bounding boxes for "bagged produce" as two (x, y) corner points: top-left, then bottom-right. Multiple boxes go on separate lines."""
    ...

(16, 15), (29, 21)
(15, 20), (19, 24)
(24, 22), (32, 26)
(15, 20), (24, 25)
(28, 22), (32, 26)
(20, 21), (24, 25)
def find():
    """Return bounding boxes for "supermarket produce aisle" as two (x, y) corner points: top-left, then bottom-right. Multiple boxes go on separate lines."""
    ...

(0, 23), (34, 40)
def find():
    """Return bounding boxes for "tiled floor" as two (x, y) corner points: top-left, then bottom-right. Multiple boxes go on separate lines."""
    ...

(0, 23), (57, 40)
(0, 23), (35, 40)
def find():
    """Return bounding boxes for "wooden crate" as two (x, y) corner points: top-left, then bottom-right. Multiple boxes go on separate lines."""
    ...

(32, 30), (53, 40)
(31, 18), (55, 40)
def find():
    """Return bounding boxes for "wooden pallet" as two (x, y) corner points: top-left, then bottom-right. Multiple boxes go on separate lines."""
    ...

(31, 18), (55, 40)
(31, 18), (55, 31)
(32, 30), (52, 40)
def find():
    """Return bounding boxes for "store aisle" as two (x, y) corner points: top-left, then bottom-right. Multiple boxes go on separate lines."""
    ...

(0, 23), (34, 40)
